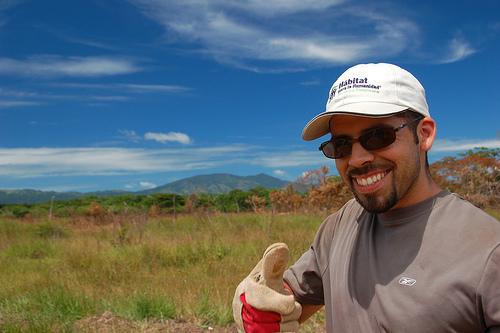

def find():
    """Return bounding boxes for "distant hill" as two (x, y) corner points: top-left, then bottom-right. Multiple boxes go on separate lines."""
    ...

(140, 173), (289, 195)
(0, 173), (289, 204)
(0, 189), (82, 205)
(0, 189), (130, 205)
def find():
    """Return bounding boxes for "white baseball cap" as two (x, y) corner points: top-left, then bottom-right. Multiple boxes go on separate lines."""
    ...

(302, 63), (430, 141)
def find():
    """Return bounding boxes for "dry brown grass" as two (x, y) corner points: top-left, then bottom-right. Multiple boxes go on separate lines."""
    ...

(0, 212), (327, 331)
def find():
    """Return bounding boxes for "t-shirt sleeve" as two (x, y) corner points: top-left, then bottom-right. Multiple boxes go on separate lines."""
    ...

(283, 200), (358, 306)
(477, 244), (500, 329)
(284, 246), (325, 305)
(283, 207), (347, 305)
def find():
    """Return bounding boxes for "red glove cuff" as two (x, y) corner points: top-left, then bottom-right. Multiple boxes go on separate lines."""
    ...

(240, 293), (281, 333)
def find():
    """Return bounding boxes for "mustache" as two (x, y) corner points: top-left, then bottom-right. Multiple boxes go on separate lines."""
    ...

(347, 163), (393, 178)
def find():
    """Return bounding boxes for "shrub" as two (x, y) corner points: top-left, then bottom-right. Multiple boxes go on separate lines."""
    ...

(11, 205), (31, 218)
(431, 148), (500, 208)
(270, 185), (303, 213)
(132, 294), (176, 320)
(35, 221), (69, 239)
(0, 286), (95, 330)
(88, 202), (103, 217)
(195, 290), (232, 326)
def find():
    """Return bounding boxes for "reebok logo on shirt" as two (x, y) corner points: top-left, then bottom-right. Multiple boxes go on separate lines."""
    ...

(398, 277), (416, 286)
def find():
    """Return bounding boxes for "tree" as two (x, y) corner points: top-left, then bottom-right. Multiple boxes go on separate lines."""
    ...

(305, 176), (351, 213)
(269, 185), (303, 213)
(246, 195), (267, 213)
(297, 166), (330, 188)
(193, 193), (215, 212)
(146, 194), (185, 213)
(430, 148), (500, 208)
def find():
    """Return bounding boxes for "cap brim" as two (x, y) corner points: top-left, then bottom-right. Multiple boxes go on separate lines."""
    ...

(301, 102), (408, 141)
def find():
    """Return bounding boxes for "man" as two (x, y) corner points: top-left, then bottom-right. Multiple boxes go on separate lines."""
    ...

(233, 63), (500, 332)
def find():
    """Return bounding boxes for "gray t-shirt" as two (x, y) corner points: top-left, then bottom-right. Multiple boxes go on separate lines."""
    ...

(284, 191), (500, 332)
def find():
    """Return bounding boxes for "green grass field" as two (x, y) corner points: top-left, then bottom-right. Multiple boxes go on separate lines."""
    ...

(0, 212), (326, 332)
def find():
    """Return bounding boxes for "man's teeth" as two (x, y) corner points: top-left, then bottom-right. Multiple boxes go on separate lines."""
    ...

(355, 172), (385, 186)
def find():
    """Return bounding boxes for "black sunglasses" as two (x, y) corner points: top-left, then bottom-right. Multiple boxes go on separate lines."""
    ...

(319, 118), (422, 159)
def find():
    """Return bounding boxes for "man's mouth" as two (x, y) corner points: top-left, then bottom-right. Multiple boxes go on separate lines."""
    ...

(353, 171), (387, 187)
(350, 170), (390, 194)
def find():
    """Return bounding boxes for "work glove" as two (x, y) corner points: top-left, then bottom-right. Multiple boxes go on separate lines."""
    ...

(233, 243), (302, 333)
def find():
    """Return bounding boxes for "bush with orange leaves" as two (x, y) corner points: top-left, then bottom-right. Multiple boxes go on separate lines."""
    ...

(430, 148), (500, 208)
(270, 185), (303, 213)
(88, 201), (103, 217)
(305, 176), (352, 213)
(148, 204), (161, 217)
(294, 165), (351, 213)
(269, 166), (352, 214)
(246, 194), (267, 213)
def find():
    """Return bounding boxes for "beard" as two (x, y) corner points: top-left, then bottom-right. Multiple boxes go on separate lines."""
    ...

(347, 153), (421, 214)
(351, 181), (399, 213)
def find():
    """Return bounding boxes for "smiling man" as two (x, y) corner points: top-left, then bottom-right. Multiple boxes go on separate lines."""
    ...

(325, 110), (438, 213)
(233, 63), (500, 333)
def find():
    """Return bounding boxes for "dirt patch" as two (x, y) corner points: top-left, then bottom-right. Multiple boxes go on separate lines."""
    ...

(73, 311), (238, 333)
(73, 311), (327, 332)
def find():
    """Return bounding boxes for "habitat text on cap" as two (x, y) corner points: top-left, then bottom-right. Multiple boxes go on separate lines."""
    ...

(302, 63), (430, 141)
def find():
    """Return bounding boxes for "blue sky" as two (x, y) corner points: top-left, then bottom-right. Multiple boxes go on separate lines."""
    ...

(1, 0), (499, 192)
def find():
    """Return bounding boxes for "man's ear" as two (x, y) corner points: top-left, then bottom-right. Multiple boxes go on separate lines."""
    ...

(418, 117), (436, 153)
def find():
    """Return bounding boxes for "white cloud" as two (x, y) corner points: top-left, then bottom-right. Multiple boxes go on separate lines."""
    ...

(89, 95), (129, 101)
(131, 1), (418, 69)
(59, 36), (120, 51)
(225, 0), (344, 17)
(0, 100), (41, 108)
(0, 145), (321, 178)
(266, 37), (367, 62)
(1, 85), (183, 107)
(144, 131), (192, 144)
(251, 151), (323, 168)
(139, 181), (157, 189)
(301, 171), (310, 178)
(300, 79), (320, 86)
(432, 138), (500, 152)
(54, 83), (191, 94)
(438, 37), (476, 64)
(118, 130), (141, 143)
(0, 56), (140, 77)
(0, 88), (39, 98)
(273, 169), (286, 176)
(120, 84), (191, 93)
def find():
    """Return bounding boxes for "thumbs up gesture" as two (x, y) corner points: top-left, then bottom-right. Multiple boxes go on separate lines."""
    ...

(232, 243), (302, 333)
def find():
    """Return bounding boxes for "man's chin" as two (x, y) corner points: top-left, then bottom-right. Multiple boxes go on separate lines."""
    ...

(353, 191), (398, 214)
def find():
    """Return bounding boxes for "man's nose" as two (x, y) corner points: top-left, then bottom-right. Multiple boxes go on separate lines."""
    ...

(348, 142), (375, 167)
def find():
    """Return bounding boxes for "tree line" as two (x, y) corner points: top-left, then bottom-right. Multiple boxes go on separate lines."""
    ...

(1, 148), (498, 219)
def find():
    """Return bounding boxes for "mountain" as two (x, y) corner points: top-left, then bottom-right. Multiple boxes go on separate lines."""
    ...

(0, 189), (82, 205)
(0, 189), (131, 205)
(0, 173), (289, 204)
(140, 173), (289, 195)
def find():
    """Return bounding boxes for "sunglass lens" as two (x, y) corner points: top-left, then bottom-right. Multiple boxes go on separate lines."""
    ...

(361, 127), (396, 150)
(321, 141), (336, 158)
(332, 137), (352, 159)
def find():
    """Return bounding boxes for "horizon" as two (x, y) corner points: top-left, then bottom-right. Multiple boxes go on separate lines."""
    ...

(0, 171), (289, 193)
(1, 1), (499, 192)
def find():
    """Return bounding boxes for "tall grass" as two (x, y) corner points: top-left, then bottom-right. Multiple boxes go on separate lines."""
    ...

(0, 212), (326, 330)
(2, 208), (498, 331)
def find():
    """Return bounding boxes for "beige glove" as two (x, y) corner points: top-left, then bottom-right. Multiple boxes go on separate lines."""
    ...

(232, 243), (302, 333)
